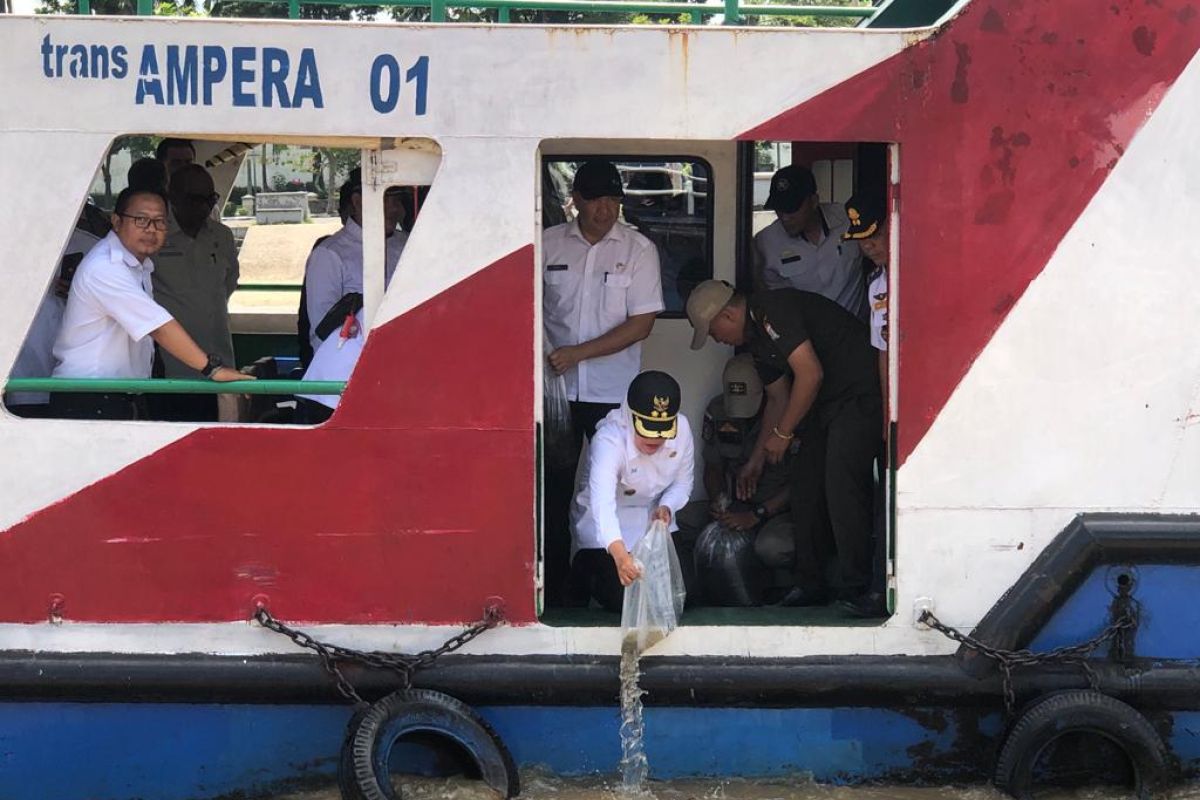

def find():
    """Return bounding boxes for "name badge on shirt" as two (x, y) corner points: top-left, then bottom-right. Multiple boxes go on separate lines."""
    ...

(547, 264), (569, 271)
(780, 254), (803, 265)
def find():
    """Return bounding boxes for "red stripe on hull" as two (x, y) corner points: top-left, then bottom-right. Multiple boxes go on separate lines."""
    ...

(0, 247), (537, 625)
(743, 0), (1200, 463)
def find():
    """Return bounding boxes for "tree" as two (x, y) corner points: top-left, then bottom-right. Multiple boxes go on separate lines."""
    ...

(98, 134), (155, 207)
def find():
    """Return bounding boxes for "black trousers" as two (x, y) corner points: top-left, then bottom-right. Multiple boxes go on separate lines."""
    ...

(49, 392), (146, 421)
(147, 393), (218, 422)
(544, 400), (618, 607)
(569, 548), (625, 613)
(789, 394), (882, 598)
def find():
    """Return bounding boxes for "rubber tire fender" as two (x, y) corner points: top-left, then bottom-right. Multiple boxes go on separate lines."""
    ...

(993, 689), (1169, 800)
(345, 688), (519, 800)
(337, 704), (372, 800)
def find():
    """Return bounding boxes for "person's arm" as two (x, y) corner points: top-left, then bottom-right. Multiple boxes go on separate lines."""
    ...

(303, 247), (344, 339)
(763, 341), (823, 464)
(720, 485), (789, 531)
(587, 432), (640, 583)
(225, 250), (240, 299)
(149, 320), (244, 382)
(657, 422), (696, 522)
(737, 374), (788, 500)
(548, 312), (655, 375)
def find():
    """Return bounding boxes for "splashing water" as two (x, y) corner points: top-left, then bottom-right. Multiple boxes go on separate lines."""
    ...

(618, 637), (650, 794)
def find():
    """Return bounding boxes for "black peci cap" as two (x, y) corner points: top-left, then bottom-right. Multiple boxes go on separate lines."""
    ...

(572, 160), (625, 201)
(843, 194), (886, 240)
(763, 164), (817, 214)
(628, 370), (681, 439)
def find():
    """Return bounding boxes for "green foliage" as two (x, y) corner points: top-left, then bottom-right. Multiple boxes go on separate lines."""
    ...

(750, 0), (871, 27)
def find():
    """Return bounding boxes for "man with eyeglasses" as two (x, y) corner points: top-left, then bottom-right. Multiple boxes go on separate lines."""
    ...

(51, 187), (245, 420)
(149, 164), (240, 421)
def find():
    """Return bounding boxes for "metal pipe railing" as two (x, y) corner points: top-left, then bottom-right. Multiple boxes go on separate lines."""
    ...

(75, 0), (874, 24)
(5, 378), (345, 396)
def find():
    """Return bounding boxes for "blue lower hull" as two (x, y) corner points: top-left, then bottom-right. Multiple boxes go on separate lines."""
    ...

(3, 702), (1200, 800)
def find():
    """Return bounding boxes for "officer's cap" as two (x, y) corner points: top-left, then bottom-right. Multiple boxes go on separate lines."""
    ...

(628, 370), (681, 439)
(763, 165), (817, 214)
(843, 194), (886, 240)
(572, 160), (625, 201)
(723, 354), (763, 419)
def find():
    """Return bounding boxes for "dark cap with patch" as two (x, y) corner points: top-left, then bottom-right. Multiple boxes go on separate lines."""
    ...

(763, 165), (817, 214)
(722, 354), (763, 419)
(843, 194), (886, 240)
(628, 370), (681, 439)
(572, 160), (625, 201)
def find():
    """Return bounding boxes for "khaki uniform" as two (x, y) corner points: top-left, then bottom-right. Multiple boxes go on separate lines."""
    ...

(676, 395), (796, 584)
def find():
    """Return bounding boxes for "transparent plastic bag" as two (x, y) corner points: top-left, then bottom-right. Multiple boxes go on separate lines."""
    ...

(621, 520), (687, 654)
(543, 357), (575, 470)
(694, 520), (768, 607)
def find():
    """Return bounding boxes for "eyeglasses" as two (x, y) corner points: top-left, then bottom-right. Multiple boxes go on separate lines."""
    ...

(117, 213), (169, 232)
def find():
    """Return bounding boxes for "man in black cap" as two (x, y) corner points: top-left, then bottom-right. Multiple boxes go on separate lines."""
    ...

(542, 159), (665, 606)
(686, 279), (882, 613)
(754, 164), (865, 319)
(569, 370), (694, 613)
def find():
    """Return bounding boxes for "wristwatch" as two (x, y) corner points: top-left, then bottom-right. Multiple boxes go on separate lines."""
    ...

(200, 354), (223, 378)
(753, 504), (768, 521)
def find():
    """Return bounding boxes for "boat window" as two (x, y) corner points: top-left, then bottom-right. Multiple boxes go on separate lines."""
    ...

(1, 134), (429, 425)
(542, 156), (713, 316)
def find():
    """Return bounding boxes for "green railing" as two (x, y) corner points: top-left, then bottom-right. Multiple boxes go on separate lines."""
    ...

(5, 378), (345, 396)
(76, 0), (876, 26)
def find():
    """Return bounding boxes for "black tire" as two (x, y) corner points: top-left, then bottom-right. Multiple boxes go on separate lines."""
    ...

(345, 688), (519, 800)
(994, 690), (1169, 800)
(338, 705), (372, 800)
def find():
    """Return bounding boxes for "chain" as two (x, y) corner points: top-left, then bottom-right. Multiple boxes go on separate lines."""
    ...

(919, 608), (1137, 715)
(254, 603), (505, 706)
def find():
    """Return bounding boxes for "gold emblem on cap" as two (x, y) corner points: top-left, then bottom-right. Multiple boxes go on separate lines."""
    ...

(652, 395), (670, 418)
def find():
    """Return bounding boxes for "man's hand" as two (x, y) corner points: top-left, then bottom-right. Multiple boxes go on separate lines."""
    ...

(764, 433), (791, 465)
(211, 366), (251, 383)
(719, 510), (758, 532)
(548, 346), (583, 375)
(736, 457), (763, 501)
(652, 505), (671, 525)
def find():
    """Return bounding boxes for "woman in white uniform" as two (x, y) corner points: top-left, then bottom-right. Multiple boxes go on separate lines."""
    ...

(569, 370), (695, 612)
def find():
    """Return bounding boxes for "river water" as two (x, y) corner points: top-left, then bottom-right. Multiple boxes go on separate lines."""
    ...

(275, 770), (1200, 800)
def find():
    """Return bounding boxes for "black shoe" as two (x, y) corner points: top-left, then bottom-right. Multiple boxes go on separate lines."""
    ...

(772, 586), (829, 607)
(838, 591), (888, 618)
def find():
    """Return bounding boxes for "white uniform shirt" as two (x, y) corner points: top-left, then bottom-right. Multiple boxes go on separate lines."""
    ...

(152, 213), (239, 378)
(303, 219), (407, 353)
(8, 229), (100, 405)
(52, 231), (174, 379)
(297, 312), (364, 410)
(572, 408), (695, 552)
(867, 266), (888, 352)
(755, 203), (866, 319)
(543, 220), (664, 404)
